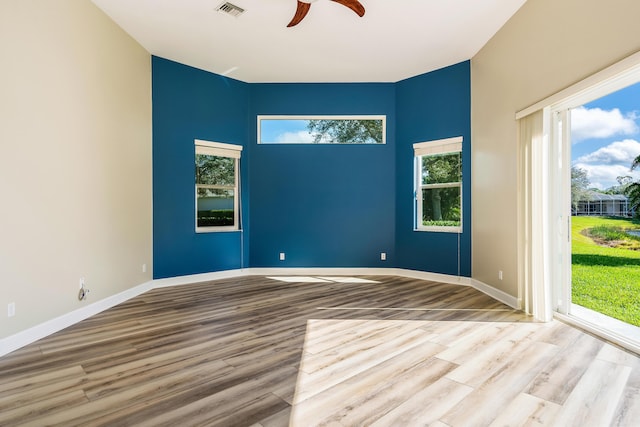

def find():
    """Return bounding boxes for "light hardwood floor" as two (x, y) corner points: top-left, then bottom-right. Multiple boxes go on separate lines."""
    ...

(1, 275), (638, 426)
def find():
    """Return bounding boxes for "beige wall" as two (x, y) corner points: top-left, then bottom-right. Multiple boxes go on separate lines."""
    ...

(471, 0), (640, 298)
(0, 0), (152, 338)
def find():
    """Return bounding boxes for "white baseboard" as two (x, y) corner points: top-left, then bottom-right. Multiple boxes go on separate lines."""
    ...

(470, 278), (520, 309)
(0, 280), (154, 358)
(152, 269), (250, 288)
(0, 268), (519, 358)
(390, 268), (473, 286)
(249, 267), (390, 276)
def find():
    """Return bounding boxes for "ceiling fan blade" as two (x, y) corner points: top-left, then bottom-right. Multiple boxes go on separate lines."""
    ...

(330, 0), (365, 17)
(287, 1), (312, 27)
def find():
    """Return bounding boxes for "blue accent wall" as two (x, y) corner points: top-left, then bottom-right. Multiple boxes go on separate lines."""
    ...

(395, 61), (472, 276)
(152, 56), (471, 278)
(248, 83), (396, 267)
(152, 57), (250, 278)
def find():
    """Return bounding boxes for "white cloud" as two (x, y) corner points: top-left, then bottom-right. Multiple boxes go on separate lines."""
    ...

(575, 139), (640, 166)
(268, 130), (333, 144)
(571, 106), (638, 142)
(572, 162), (640, 190)
(574, 139), (640, 189)
(272, 130), (314, 144)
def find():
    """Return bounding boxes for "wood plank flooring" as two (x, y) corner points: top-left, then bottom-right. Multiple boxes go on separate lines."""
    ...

(1, 275), (639, 426)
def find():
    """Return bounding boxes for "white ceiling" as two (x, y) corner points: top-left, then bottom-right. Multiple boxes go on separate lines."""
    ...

(91, 0), (527, 83)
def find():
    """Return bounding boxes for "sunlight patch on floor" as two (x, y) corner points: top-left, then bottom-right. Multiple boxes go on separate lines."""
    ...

(289, 318), (476, 425)
(315, 307), (514, 312)
(267, 276), (380, 284)
(316, 276), (379, 283)
(267, 276), (332, 283)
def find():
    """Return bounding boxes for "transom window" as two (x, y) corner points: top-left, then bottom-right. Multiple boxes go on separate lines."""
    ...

(414, 137), (463, 233)
(195, 140), (242, 232)
(258, 115), (386, 144)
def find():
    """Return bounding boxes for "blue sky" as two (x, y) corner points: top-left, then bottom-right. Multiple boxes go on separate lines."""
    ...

(571, 81), (640, 190)
(261, 119), (344, 144)
(260, 119), (314, 144)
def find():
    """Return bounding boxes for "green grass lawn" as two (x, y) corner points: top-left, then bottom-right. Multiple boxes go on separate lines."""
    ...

(572, 216), (640, 326)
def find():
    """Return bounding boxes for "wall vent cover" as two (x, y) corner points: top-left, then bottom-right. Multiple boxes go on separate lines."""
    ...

(216, 2), (245, 17)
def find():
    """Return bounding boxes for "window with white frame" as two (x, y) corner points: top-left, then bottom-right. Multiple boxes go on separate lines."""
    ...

(195, 140), (242, 232)
(414, 137), (463, 232)
(258, 116), (386, 144)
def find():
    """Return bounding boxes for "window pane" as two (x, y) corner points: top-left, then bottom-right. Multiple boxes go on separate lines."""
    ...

(197, 188), (235, 227)
(307, 119), (383, 144)
(259, 117), (385, 144)
(422, 152), (461, 185)
(196, 154), (235, 186)
(422, 186), (461, 227)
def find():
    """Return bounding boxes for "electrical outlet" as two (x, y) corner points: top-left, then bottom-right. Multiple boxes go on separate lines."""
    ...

(279, 252), (285, 261)
(8, 302), (15, 317)
(499, 270), (503, 280)
(142, 263), (147, 273)
(380, 252), (387, 261)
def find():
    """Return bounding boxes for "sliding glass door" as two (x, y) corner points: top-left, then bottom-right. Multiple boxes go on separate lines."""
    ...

(517, 52), (640, 353)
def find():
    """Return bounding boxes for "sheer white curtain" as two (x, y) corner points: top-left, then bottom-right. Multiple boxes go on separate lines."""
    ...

(517, 109), (554, 321)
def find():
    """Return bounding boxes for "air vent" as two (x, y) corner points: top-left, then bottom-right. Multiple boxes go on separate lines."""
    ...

(216, 2), (245, 17)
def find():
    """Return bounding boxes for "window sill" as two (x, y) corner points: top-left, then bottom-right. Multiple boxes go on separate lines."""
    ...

(414, 227), (462, 234)
(196, 227), (241, 233)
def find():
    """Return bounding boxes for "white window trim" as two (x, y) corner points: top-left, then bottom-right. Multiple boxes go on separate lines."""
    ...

(257, 115), (387, 145)
(413, 136), (462, 156)
(195, 139), (243, 158)
(413, 136), (463, 233)
(195, 139), (242, 233)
